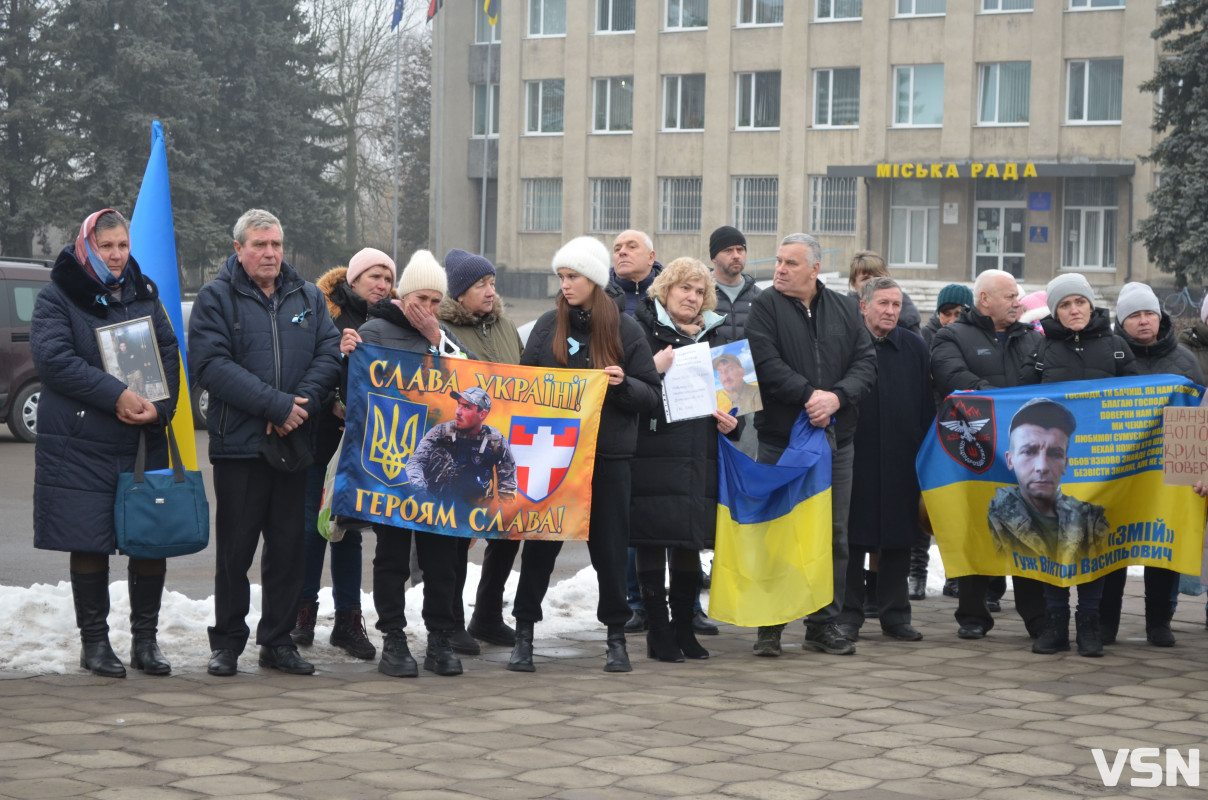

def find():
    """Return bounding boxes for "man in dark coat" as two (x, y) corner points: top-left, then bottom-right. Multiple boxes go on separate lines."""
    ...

(745, 232), (878, 657)
(929, 268), (1045, 641)
(710, 225), (762, 459)
(608, 229), (663, 317)
(189, 209), (341, 678)
(840, 278), (932, 643)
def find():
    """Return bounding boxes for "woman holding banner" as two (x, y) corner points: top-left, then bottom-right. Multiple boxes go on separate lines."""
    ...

(630, 257), (740, 662)
(1026, 274), (1137, 657)
(507, 236), (661, 673)
(32, 209), (179, 678)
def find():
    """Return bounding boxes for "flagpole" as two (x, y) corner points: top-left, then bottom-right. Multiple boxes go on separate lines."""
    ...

(478, 30), (492, 257)
(392, 21), (402, 264)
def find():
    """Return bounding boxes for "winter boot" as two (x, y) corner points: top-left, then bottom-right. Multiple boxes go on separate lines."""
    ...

(291, 599), (318, 647)
(863, 569), (879, 618)
(71, 571), (125, 678)
(330, 607), (377, 660)
(1032, 607), (1071, 654)
(467, 614), (516, 647)
(423, 631), (463, 676)
(639, 570), (682, 662)
(669, 569), (708, 659)
(908, 543), (929, 600)
(1145, 598), (1176, 647)
(378, 630), (418, 677)
(604, 624), (632, 673)
(753, 624), (784, 657)
(1075, 610), (1104, 657)
(507, 620), (535, 672)
(128, 569), (171, 675)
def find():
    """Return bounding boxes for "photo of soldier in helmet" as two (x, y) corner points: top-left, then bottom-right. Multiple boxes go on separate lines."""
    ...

(987, 397), (1109, 564)
(406, 387), (518, 506)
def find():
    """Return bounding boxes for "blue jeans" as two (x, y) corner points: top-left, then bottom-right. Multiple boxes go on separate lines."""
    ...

(300, 462), (363, 612)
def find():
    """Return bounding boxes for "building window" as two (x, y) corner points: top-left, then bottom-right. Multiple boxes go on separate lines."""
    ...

(896, 0), (946, 15)
(522, 179), (562, 232)
(978, 62), (1030, 125)
(529, 0), (566, 36)
(663, 75), (705, 131)
(475, 4), (501, 43)
(594, 77), (634, 133)
(658, 177), (703, 233)
(809, 177), (858, 235)
(472, 84), (499, 137)
(814, 68), (860, 127)
(1070, 0), (1124, 9)
(1063, 178), (1118, 270)
(590, 178), (631, 232)
(1067, 59), (1123, 123)
(738, 0), (784, 26)
(816, 0), (862, 20)
(894, 64), (944, 126)
(666, 0), (708, 28)
(736, 72), (781, 129)
(732, 176), (779, 234)
(525, 80), (565, 134)
(890, 180), (939, 267)
(597, 0), (635, 32)
(982, 0), (1032, 11)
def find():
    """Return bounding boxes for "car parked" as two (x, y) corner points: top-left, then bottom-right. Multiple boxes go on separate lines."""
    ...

(0, 257), (53, 442)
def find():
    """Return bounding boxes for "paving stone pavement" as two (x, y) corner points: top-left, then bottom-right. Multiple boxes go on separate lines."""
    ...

(1, 585), (1206, 799)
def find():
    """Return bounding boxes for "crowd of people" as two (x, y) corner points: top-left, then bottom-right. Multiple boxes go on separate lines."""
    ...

(30, 207), (1207, 679)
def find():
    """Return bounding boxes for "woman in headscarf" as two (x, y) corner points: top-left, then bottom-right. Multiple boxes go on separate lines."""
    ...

(31, 209), (180, 678)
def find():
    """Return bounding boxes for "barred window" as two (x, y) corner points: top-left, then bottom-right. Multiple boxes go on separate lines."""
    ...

(522, 179), (563, 232)
(658, 177), (703, 233)
(809, 177), (857, 235)
(732, 176), (778, 234)
(590, 178), (631, 233)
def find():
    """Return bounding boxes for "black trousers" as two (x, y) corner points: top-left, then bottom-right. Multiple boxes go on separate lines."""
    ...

(513, 458), (631, 627)
(373, 525), (460, 633)
(955, 574), (1047, 636)
(209, 459), (307, 653)
(840, 547), (911, 628)
(1099, 566), (1176, 633)
(453, 538), (521, 625)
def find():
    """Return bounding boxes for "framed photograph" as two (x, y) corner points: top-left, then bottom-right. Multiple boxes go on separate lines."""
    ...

(95, 316), (170, 402)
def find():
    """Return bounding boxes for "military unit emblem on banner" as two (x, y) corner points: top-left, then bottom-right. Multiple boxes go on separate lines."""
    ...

(362, 393), (426, 486)
(937, 395), (997, 474)
(509, 417), (580, 502)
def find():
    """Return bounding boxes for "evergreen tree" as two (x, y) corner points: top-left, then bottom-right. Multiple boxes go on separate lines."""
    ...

(1137, 0), (1208, 287)
(392, 28), (431, 261)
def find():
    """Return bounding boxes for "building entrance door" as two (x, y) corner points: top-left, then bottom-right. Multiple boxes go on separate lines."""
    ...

(973, 204), (1026, 278)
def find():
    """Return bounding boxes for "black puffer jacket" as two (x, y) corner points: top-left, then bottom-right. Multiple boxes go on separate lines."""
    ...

(33, 246), (180, 553)
(189, 253), (341, 460)
(608, 261), (663, 317)
(713, 273), (762, 344)
(628, 297), (740, 550)
(921, 313), (944, 348)
(930, 306), (1041, 397)
(746, 282), (877, 450)
(1120, 314), (1204, 383)
(521, 304), (660, 459)
(1029, 307), (1137, 383)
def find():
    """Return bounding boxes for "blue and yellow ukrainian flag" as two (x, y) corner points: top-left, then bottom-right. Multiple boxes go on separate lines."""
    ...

(709, 414), (833, 627)
(129, 120), (197, 469)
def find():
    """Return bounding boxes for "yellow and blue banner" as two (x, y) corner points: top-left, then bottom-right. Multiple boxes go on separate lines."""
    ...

(333, 344), (607, 540)
(710, 413), (834, 627)
(918, 375), (1206, 587)
(129, 120), (196, 469)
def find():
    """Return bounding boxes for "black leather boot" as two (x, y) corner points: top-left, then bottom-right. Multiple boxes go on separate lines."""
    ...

(669, 569), (708, 660)
(639, 570), (682, 663)
(1032, 607), (1071, 654)
(1145, 597), (1175, 647)
(71, 571), (125, 678)
(291, 599), (318, 646)
(330, 607), (377, 660)
(908, 544), (929, 600)
(604, 624), (632, 673)
(424, 631), (463, 676)
(1075, 610), (1103, 657)
(128, 569), (171, 675)
(507, 620), (535, 672)
(378, 630), (418, 677)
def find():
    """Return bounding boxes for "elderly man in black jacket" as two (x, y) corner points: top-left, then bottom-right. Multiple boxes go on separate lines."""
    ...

(745, 233), (877, 657)
(930, 268), (1045, 642)
(189, 209), (341, 677)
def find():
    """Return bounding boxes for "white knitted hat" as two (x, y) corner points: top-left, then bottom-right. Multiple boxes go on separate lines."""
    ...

(551, 236), (611, 290)
(397, 249), (447, 298)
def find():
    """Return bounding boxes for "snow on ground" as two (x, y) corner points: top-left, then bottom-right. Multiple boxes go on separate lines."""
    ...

(0, 545), (1152, 675)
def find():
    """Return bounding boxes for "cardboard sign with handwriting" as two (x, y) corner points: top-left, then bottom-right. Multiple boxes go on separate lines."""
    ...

(1162, 406), (1208, 486)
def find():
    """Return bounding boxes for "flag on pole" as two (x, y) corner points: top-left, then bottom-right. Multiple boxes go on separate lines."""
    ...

(484, 0), (498, 25)
(129, 120), (198, 470)
(391, 0), (404, 30)
(427, 0), (442, 21)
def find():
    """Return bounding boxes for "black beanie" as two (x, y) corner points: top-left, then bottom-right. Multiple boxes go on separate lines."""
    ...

(709, 226), (747, 260)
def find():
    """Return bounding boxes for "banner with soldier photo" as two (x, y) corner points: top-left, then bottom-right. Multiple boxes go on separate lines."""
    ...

(333, 343), (608, 540)
(917, 375), (1206, 587)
